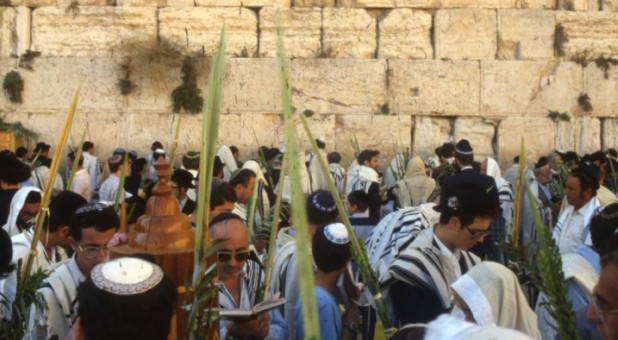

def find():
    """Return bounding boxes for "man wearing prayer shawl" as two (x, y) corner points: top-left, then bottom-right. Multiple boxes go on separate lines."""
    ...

(347, 150), (383, 219)
(1, 186), (41, 237)
(0, 151), (32, 226)
(306, 137), (330, 192)
(392, 156), (436, 208)
(381, 169), (500, 326)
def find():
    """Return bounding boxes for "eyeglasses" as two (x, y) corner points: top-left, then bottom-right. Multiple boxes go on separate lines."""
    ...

(77, 243), (109, 259)
(591, 292), (618, 323)
(463, 225), (490, 241)
(217, 250), (250, 263)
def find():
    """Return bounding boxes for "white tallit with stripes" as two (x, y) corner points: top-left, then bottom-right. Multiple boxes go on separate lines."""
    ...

(364, 204), (439, 281)
(381, 227), (481, 311)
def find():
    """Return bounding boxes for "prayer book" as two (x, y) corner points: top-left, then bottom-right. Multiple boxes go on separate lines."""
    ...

(218, 294), (286, 320)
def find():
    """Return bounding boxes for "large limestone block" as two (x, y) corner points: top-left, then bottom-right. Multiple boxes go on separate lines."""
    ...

(481, 61), (583, 116)
(259, 7), (321, 58)
(116, 0), (167, 6)
(31, 7), (157, 57)
(412, 116), (452, 160)
(497, 117), (556, 167)
(499, 0), (555, 9)
(497, 10), (554, 60)
(339, 0), (396, 7)
(1, 8), (16, 57)
(334, 114), (413, 170)
(16, 7), (31, 56)
(394, 0), (478, 8)
(453, 118), (496, 160)
(435, 9), (497, 60)
(322, 8), (376, 59)
(388, 60), (480, 115)
(165, 0), (194, 6)
(603, 119), (618, 150)
(290, 59), (387, 115)
(159, 7), (257, 57)
(554, 117), (600, 154)
(222, 58), (281, 113)
(378, 9), (433, 59)
(18, 57), (124, 111)
(7, 1), (57, 6)
(557, 12), (618, 59)
(196, 0), (289, 6)
(585, 62), (618, 116)
(293, 0), (336, 6)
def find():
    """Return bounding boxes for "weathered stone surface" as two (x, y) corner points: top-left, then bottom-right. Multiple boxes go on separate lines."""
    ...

(435, 9), (497, 60)
(8, 1), (57, 6)
(557, 12), (618, 59)
(554, 117), (601, 154)
(395, 0), (481, 8)
(497, 10), (554, 60)
(322, 8), (376, 59)
(378, 9), (433, 59)
(116, 0), (167, 6)
(222, 58), (281, 113)
(585, 61), (618, 115)
(165, 0), (194, 6)
(0, 8), (16, 57)
(291, 59), (387, 115)
(499, 0), (555, 9)
(497, 117), (557, 168)
(453, 118), (497, 159)
(412, 116), (452, 160)
(388, 60), (480, 115)
(259, 7), (321, 58)
(481, 61), (583, 115)
(196, 0), (289, 6)
(334, 114), (413, 170)
(125, 56), (186, 112)
(18, 57), (124, 111)
(159, 7), (257, 57)
(31, 7), (157, 57)
(16, 7), (31, 56)
(339, 0), (396, 7)
(0, 59), (17, 109)
(603, 119), (618, 150)
(293, 0), (336, 6)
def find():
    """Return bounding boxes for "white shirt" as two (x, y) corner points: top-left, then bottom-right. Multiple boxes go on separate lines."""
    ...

(71, 168), (91, 201)
(433, 234), (462, 278)
(553, 198), (599, 255)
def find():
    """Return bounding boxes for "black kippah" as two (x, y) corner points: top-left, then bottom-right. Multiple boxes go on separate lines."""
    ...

(311, 191), (336, 213)
(209, 212), (243, 227)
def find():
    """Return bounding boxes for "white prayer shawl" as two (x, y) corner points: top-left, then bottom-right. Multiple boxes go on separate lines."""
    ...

(2, 186), (42, 237)
(486, 158), (514, 240)
(242, 160), (271, 225)
(30, 256), (83, 340)
(270, 240), (298, 333)
(217, 145), (238, 182)
(70, 168), (91, 201)
(383, 227), (480, 312)
(30, 166), (64, 193)
(384, 153), (407, 190)
(536, 253), (598, 340)
(349, 166), (380, 197)
(328, 163), (345, 197)
(277, 152), (311, 198)
(365, 204), (438, 281)
(305, 149), (329, 192)
(424, 315), (534, 340)
(393, 156), (436, 208)
(451, 262), (541, 339)
(82, 152), (100, 194)
(346, 160), (360, 195)
(552, 198), (600, 255)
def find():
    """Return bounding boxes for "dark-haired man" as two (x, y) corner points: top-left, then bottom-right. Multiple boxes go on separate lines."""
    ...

(171, 169), (196, 216)
(553, 164), (601, 255)
(348, 150), (382, 219)
(229, 168), (256, 221)
(32, 203), (119, 340)
(98, 155), (128, 203)
(68, 151), (91, 201)
(587, 235), (618, 340)
(1, 186), (41, 237)
(327, 152), (345, 197)
(81, 141), (100, 198)
(0, 151), (33, 226)
(383, 171), (500, 325)
(307, 137), (329, 192)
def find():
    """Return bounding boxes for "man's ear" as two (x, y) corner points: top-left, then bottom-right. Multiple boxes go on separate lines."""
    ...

(68, 235), (78, 252)
(446, 216), (461, 230)
(58, 225), (70, 238)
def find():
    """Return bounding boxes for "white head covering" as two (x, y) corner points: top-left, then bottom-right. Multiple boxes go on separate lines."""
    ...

(2, 186), (42, 237)
(242, 160), (267, 186)
(485, 157), (503, 182)
(424, 314), (534, 340)
(405, 156), (427, 178)
(216, 146), (238, 182)
(451, 262), (541, 339)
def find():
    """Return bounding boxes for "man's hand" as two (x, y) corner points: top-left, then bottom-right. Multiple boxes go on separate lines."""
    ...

(227, 312), (270, 339)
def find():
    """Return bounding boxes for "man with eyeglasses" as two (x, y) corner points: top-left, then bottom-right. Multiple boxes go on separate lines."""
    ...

(210, 212), (287, 339)
(383, 168), (500, 326)
(31, 203), (118, 340)
(587, 235), (618, 340)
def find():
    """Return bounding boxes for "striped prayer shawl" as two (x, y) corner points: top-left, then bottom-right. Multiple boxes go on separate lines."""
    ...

(365, 207), (433, 280)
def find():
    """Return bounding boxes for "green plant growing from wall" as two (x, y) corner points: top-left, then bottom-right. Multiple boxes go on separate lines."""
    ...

(577, 93), (593, 112)
(171, 57), (204, 114)
(594, 56), (618, 79)
(376, 102), (391, 115)
(3, 71), (24, 104)
(302, 109), (315, 117)
(547, 110), (570, 122)
(117, 58), (136, 96)
(18, 50), (41, 70)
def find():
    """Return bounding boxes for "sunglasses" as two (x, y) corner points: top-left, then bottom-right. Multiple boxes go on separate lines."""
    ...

(463, 225), (490, 241)
(217, 250), (250, 263)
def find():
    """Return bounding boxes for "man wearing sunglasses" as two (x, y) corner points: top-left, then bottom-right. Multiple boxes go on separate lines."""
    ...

(587, 235), (618, 340)
(211, 213), (287, 339)
(383, 167), (500, 326)
(32, 203), (119, 340)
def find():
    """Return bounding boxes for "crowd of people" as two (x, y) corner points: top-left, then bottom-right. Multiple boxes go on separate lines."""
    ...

(0, 136), (617, 340)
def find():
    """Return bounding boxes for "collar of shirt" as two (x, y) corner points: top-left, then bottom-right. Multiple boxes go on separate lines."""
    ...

(350, 211), (370, 218)
(459, 166), (473, 171)
(432, 233), (461, 261)
(68, 255), (86, 285)
(573, 198), (594, 214)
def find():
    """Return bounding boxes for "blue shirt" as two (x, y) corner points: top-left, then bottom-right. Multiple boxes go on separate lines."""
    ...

(296, 286), (341, 339)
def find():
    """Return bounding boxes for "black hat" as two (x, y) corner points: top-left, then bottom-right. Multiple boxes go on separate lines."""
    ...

(171, 169), (195, 189)
(0, 152), (31, 184)
(535, 156), (549, 169)
(47, 191), (87, 231)
(434, 171), (499, 215)
(455, 139), (473, 156)
(564, 151), (579, 163)
(151, 141), (163, 151)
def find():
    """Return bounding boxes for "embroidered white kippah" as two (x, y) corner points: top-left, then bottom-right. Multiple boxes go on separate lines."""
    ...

(91, 257), (164, 296)
(324, 222), (350, 245)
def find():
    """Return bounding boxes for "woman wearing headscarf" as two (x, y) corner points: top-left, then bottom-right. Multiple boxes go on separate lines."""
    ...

(451, 261), (541, 339)
(392, 156), (436, 208)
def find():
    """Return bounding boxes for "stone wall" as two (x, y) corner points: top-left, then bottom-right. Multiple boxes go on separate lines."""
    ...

(1, 0), (617, 170)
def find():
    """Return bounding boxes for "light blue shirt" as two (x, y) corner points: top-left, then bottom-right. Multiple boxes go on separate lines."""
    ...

(566, 244), (601, 311)
(296, 286), (341, 340)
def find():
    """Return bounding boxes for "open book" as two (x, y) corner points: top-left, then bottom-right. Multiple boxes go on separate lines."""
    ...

(218, 293), (286, 320)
